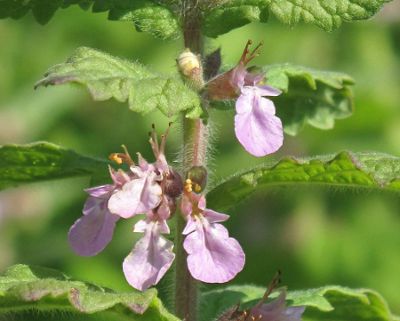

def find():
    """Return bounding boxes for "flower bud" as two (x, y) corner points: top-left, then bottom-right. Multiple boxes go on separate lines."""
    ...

(177, 49), (204, 90)
(186, 166), (207, 193)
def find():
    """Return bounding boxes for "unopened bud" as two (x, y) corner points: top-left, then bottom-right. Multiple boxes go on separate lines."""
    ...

(187, 166), (207, 193)
(177, 49), (204, 90)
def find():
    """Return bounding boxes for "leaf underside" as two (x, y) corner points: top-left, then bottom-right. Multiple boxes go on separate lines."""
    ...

(35, 47), (202, 119)
(0, 0), (392, 39)
(0, 264), (179, 321)
(207, 151), (400, 212)
(201, 284), (395, 321)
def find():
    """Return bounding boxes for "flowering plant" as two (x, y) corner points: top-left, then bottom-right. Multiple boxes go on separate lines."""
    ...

(0, 1), (399, 321)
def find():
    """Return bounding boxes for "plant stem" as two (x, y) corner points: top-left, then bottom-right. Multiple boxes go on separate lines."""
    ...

(174, 2), (206, 320)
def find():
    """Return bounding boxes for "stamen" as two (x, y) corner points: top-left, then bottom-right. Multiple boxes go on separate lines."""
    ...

(109, 145), (135, 166)
(185, 179), (193, 193)
(194, 183), (202, 193)
(149, 124), (160, 157)
(109, 153), (123, 165)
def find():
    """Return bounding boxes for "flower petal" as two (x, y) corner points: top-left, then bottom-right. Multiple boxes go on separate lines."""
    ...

(108, 171), (162, 218)
(123, 223), (175, 291)
(235, 93), (283, 157)
(84, 184), (114, 198)
(68, 196), (119, 256)
(184, 221), (245, 283)
(256, 85), (282, 97)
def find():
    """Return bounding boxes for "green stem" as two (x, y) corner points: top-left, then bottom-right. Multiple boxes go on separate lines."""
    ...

(174, 3), (207, 320)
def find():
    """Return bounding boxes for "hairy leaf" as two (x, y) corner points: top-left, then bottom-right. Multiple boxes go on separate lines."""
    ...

(0, 0), (179, 39)
(0, 142), (107, 190)
(201, 284), (395, 321)
(35, 47), (202, 118)
(265, 63), (354, 135)
(207, 151), (400, 212)
(204, 0), (393, 37)
(0, 264), (179, 321)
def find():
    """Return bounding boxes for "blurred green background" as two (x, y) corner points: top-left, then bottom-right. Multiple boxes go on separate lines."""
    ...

(0, 0), (399, 317)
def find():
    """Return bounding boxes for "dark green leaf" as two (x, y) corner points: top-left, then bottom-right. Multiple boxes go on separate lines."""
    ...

(265, 63), (354, 135)
(0, 142), (108, 190)
(35, 47), (202, 119)
(0, 264), (179, 321)
(207, 151), (400, 212)
(204, 0), (393, 37)
(201, 284), (395, 321)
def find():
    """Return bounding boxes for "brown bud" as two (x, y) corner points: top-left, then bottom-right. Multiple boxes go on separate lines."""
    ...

(164, 169), (183, 198)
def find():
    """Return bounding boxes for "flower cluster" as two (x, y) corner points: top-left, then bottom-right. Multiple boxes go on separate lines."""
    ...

(206, 40), (284, 157)
(68, 125), (244, 291)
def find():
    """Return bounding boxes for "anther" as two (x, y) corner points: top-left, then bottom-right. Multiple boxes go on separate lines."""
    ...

(109, 153), (123, 165)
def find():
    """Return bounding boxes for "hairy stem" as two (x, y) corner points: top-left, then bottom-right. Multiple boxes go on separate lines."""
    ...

(174, 3), (206, 320)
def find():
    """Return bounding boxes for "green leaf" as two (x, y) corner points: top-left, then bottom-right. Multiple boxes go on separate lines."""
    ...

(35, 47), (202, 119)
(204, 0), (393, 37)
(200, 284), (395, 321)
(106, 0), (180, 40)
(0, 264), (179, 321)
(265, 63), (354, 136)
(0, 142), (108, 190)
(207, 151), (400, 212)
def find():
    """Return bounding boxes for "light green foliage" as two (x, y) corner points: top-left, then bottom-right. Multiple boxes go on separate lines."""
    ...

(0, 142), (107, 191)
(0, 264), (179, 321)
(207, 151), (400, 212)
(204, 0), (393, 37)
(265, 63), (354, 135)
(35, 47), (202, 118)
(201, 284), (395, 321)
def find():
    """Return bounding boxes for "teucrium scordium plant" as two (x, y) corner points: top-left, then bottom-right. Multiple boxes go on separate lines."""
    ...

(0, 0), (399, 321)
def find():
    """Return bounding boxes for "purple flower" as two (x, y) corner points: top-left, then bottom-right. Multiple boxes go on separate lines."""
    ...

(181, 193), (245, 283)
(123, 197), (175, 291)
(68, 168), (129, 256)
(107, 156), (163, 219)
(235, 85), (283, 157)
(249, 289), (305, 321)
(206, 40), (284, 157)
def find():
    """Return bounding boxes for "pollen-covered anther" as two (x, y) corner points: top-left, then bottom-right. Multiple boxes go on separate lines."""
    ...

(194, 183), (202, 193)
(184, 178), (193, 193)
(109, 145), (134, 166)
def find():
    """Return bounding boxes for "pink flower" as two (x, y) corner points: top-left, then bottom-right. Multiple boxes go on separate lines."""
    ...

(68, 168), (129, 256)
(181, 193), (245, 283)
(206, 40), (284, 157)
(235, 85), (283, 157)
(107, 156), (163, 218)
(249, 290), (305, 321)
(123, 197), (175, 291)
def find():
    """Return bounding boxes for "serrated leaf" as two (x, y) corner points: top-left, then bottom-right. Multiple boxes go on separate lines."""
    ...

(265, 63), (354, 135)
(35, 47), (202, 119)
(204, 0), (393, 37)
(0, 0), (179, 39)
(207, 151), (400, 212)
(107, 0), (180, 40)
(200, 284), (395, 321)
(0, 142), (108, 190)
(0, 264), (179, 321)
